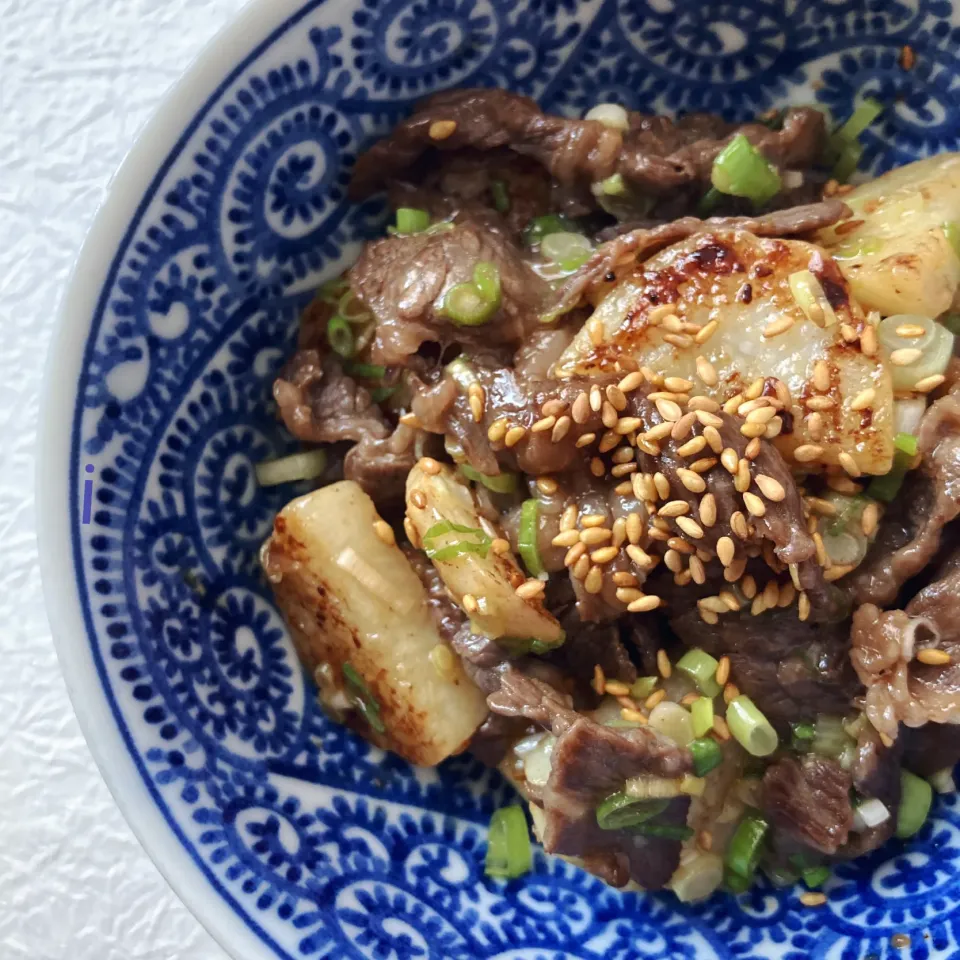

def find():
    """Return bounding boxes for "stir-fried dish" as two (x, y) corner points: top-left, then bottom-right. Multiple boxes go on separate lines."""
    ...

(259, 89), (960, 901)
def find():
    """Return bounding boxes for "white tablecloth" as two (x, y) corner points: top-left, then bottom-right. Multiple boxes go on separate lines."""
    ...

(1, 3), (241, 956)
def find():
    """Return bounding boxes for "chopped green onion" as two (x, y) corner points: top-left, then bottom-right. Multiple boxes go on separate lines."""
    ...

(648, 702), (695, 746)
(698, 186), (722, 216)
(896, 770), (933, 839)
(498, 634), (564, 656)
(832, 141), (863, 184)
(338, 289), (372, 323)
(490, 179), (510, 213)
(632, 822), (694, 841)
(867, 447), (916, 503)
(726, 696), (779, 757)
(327, 314), (355, 357)
(725, 812), (769, 879)
(443, 282), (498, 326)
(802, 865), (831, 889)
(459, 463), (519, 494)
(395, 207), (430, 235)
(255, 450), (327, 487)
(473, 261), (501, 304)
(423, 520), (492, 560)
(485, 805), (532, 879)
(630, 676), (659, 699)
(710, 134), (782, 205)
(518, 499), (545, 577)
(599, 173), (627, 196)
(724, 867), (752, 894)
(346, 361), (386, 380)
(834, 98), (884, 143)
(370, 385), (397, 404)
(676, 649), (722, 697)
(691, 697), (715, 739)
(318, 275), (350, 304)
(523, 214), (572, 247)
(342, 662), (386, 734)
(827, 99), (883, 182)
(895, 432), (918, 457)
(541, 232), (593, 272)
(596, 792), (668, 830)
(689, 737), (723, 777)
(791, 722), (816, 745)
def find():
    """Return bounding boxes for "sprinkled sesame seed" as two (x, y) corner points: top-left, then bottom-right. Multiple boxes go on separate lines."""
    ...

(581, 513), (608, 528)
(695, 410), (725, 429)
(762, 580), (780, 608)
(677, 468), (706, 493)
(613, 571), (638, 587)
(714, 656), (731, 687)
(699, 595), (729, 615)
(677, 435), (707, 458)
(656, 649), (672, 677)
(735, 458), (751, 493)
(411, 489), (427, 509)
(590, 457), (606, 478)
(699, 492), (717, 528)
(838, 451), (861, 477)
(546, 416), (570, 444)
(600, 401), (618, 429)
(806, 411), (824, 441)
(584, 565), (604, 594)
(826, 474), (862, 494)
(689, 555), (706, 584)
(612, 516), (627, 547)
(580, 526), (613, 546)
(621, 707), (648, 724)
(755, 474), (786, 502)
(532, 415), (557, 434)
(604, 680), (632, 698)
(429, 119), (457, 139)
(659, 500), (691, 518)
(516, 579), (546, 600)
(671, 412), (698, 441)
(891, 347), (922, 366)
(702, 425), (723, 454)
(750, 595), (767, 617)
(664, 549), (683, 573)
(552, 529), (581, 548)
(487, 419), (508, 443)
(861, 323), (878, 357)
(730, 511), (749, 539)
(505, 425), (527, 447)
(720, 448), (739, 474)
(572, 554), (591, 580)
(611, 462), (638, 477)
(373, 519), (396, 546)
(626, 512), (643, 545)
(800, 892), (827, 908)
(572, 392), (591, 424)
(655, 398), (683, 422)
(618, 371), (645, 393)
(615, 416), (644, 435)
(588, 316), (605, 346)
(676, 516), (705, 539)
(917, 648), (952, 665)
(717, 536), (735, 566)
(778, 582), (796, 608)
(841, 323), (858, 343)
(469, 393), (484, 422)
(719, 591), (741, 612)
(805, 395), (835, 411)
(641, 366), (663, 386)
(590, 384), (603, 412)
(626, 544), (655, 568)
(746, 405), (778, 425)
(700, 608), (720, 625)
(668, 537), (695, 554)
(643, 422), (673, 442)
(695, 319), (719, 344)
(564, 541), (587, 567)
(740, 421), (767, 439)
(695, 355), (718, 387)
(723, 393), (744, 415)
(576, 432), (597, 449)
(742, 437), (760, 461)
(689, 395), (721, 413)
(590, 545), (618, 565)
(723, 682), (740, 704)
(560, 504), (579, 530)
(915, 374), (945, 393)
(629, 595), (661, 613)
(605, 385), (628, 411)
(794, 443), (825, 463)
(861, 501), (879, 537)
(541, 398), (566, 418)
(663, 332), (693, 349)
(764, 315), (795, 338)
(614, 480), (633, 496)
(850, 388), (875, 412)
(743, 378), (764, 401)
(644, 688), (667, 710)
(592, 663), (606, 695)
(654, 472), (671, 499)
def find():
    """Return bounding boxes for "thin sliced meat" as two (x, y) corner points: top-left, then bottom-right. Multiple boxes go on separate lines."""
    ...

(848, 392), (960, 607)
(349, 219), (551, 366)
(351, 88), (825, 200)
(762, 754), (853, 855)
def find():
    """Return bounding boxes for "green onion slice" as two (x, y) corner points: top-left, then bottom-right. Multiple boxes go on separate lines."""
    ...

(255, 450), (327, 487)
(802, 865), (831, 889)
(630, 676), (659, 699)
(791, 721), (816, 745)
(318, 275), (350, 304)
(834, 98), (884, 143)
(443, 282), (499, 326)
(518, 499), (546, 577)
(346, 361), (386, 380)
(691, 697), (715, 739)
(725, 812), (770, 879)
(491, 179), (510, 213)
(726, 695), (779, 757)
(337, 289), (372, 323)
(867, 447), (916, 503)
(523, 214), (572, 247)
(395, 207), (430, 235)
(342, 662), (386, 734)
(327, 314), (356, 357)
(370, 385), (397, 404)
(596, 792), (669, 830)
(485, 805), (533, 879)
(895, 432), (919, 457)
(676, 648), (722, 697)
(710, 134), (782, 205)
(473, 261), (502, 304)
(724, 866), (753, 894)
(459, 463), (519, 494)
(689, 737), (723, 777)
(541, 231), (593, 272)
(896, 770), (933, 839)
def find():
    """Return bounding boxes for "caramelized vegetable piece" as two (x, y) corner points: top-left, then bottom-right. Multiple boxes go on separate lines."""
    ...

(555, 231), (894, 475)
(406, 462), (564, 646)
(262, 481), (487, 765)
(817, 153), (960, 317)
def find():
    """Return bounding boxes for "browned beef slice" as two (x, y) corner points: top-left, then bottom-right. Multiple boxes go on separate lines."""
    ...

(348, 218), (551, 366)
(762, 754), (853, 855)
(851, 545), (960, 740)
(669, 607), (858, 727)
(487, 670), (692, 888)
(350, 88), (825, 199)
(849, 392), (960, 607)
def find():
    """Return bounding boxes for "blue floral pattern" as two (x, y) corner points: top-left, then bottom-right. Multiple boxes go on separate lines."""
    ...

(67, 0), (960, 956)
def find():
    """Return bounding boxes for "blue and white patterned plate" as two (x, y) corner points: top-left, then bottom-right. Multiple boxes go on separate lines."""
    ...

(37, 0), (960, 957)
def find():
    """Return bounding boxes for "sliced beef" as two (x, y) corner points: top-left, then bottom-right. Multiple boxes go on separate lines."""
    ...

(351, 88), (826, 200)
(669, 607), (858, 727)
(848, 392), (960, 607)
(902, 723), (960, 777)
(348, 218), (551, 366)
(762, 754), (853, 855)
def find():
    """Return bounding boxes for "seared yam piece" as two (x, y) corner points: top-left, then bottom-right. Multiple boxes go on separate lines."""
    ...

(262, 481), (487, 765)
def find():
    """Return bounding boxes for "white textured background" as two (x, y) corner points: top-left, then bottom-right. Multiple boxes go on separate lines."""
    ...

(1, 2), (238, 956)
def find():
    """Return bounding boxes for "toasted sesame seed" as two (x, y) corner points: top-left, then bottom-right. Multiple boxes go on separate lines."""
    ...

(691, 456), (718, 473)
(614, 480), (633, 496)
(487, 419), (508, 443)
(746, 405), (778, 425)
(750, 595), (767, 616)
(600, 401), (618, 429)
(644, 688), (667, 710)
(580, 527), (613, 546)
(626, 544), (655, 569)
(700, 607), (720, 625)
(838, 451), (861, 477)
(778, 582), (796, 608)
(676, 516), (705, 539)
(575, 432), (597, 449)
(668, 537), (695, 555)
(618, 371), (645, 393)
(740, 421), (767, 439)
(592, 663), (606, 694)
(531, 414), (557, 434)
(754, 474), (786, 502)
(613, 571), (638, 587)
(743, 378), (763, 401)
(765, 416), (784, 440)
(721, 448), (739, 474)
(742, 437), (760, 461)
(861, 323), (878, 357)
(615, 415), (644, 435)
(824, 563), (853, 582)
(655, 398), (683, 422)
(411, 489), (427, 509)
(800, 892), (827, 908)
(544, 415), (570, 445)
(813, 530), (829, 567)
(664, 549), (683, 573)
(696, 411), (725, 431)
(590, 384), (603, 412)
(462, 592), (479, 613)
(371, 518), (397, 547)
(626, 512), (643, 545)
(735, 458), (751, 493)
(611, 462), (637, 479)
(774, 380), (792, 407)
(661, 313), (683, 333)
(654, 472), (671, 499)
(605, 385), (628, 412)
(762, 580), (779, 607)
(516, 579), (546, 600)
(850, 387), (875, 412)
(712, 655), (731, 687)
(677, 468), (706, 493)
(738, 397), (774, 416)
(588, 316), (605, 346)
(895, 323), (926, 339)
(717, 591), (739, 612)
(505, 426), (527, 448)
(699, 492), (717, 528)
(671, 411), (698, 441)
(699, 597), (728, 617)
(469, 392), (484, 422)
(572, 554), (591, 580)
(794, 443), (825, 463)
(891, 347), (922, 366)
(552, 529), (581, 548)
(917, 648), (952, 665)
(662, 376), (692, 394)
(723, 393), (744, 415)
(700, 425), (722, 454)
(695, 319), (719, 344)
(689, 395), (721, 413)
(659, 500), (691, 518)
(591, 545), (619, 565)
(564, 541), (587, 567)
(541, 398), (566, 418)
(641, 366), (663, 386)
(590, 457), (606, 477)
(915, 374), (945, 393)
(652, 516), (672, 532)
(646, 421), (674, 441)
(676, 435), (707, 458)
(602, 680), (631, 698)
(626, 595), (659, 613)
(689, 555), (706, 584)
(806, 395), (835, 412)
(656, 649), (672, 677)
(584, 565), (604, 594)
(723, 682), (741, 705)
(572, 392), (591, 424)
(621, 707), (648, 724)
(730, 511), (749, 539)
(806, 411), (824, 441)
(560, 504), (579, 531)
(611, 445), (635, 464)
(841, 323), (858, 343)
(860, 501), (879, 537)
(826, 474), (862, 495)
(611, 517), (627, 548)
(429, 119), (457, 139)
(692, 355), (718, 388)
(712, 715), (731, 741)
(716, 536), (735, 567)
(663, 332), (693, 349)
(582, 513), (608, 528)
(764, 315), (795, 338)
